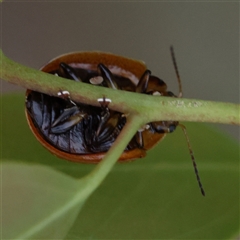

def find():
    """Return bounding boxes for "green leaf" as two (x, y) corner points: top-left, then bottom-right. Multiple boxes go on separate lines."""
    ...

(1, 162), (85, 239)
(1, 93), (239, 239)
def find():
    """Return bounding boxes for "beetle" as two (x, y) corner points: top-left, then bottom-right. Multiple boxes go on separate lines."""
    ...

(25, 48), (205, 195)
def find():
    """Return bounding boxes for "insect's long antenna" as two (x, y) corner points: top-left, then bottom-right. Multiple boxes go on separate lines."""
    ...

(170, 46), (183, 98)
(179, 123), (205, 196)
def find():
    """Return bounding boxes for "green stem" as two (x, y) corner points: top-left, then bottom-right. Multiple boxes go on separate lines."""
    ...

(79, 115), (142, 197)
(1, 49), (239, 125)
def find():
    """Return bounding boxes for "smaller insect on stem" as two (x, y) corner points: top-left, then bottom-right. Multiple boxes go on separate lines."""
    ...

(179, 123), (205, 196)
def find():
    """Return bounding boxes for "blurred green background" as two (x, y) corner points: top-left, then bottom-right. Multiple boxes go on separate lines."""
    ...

(1, 2), (239, 239)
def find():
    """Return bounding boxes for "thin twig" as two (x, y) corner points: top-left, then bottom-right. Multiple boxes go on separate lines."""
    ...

(1, 50), (239, 126)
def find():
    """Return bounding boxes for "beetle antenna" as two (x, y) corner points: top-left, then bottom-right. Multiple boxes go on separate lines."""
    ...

(170, 46), (183, 98)
(179, 123), (205, 196)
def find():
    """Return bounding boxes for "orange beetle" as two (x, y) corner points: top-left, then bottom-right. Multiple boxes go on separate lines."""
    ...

(25, 50), (205, 196)
(25, 51), (179, 163)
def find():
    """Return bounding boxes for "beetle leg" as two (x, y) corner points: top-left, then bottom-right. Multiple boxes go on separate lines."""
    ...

(51, 112), (86, 134)
(150, 121), (178, 133)
(51, 88), (84, 134)
(85, 97), (119, 146)
(84, 115), (94, 145)
(59, 62), (82, 82)
(51, 106), (84, 134)
(51, 105), (86, 134)
(97, 113), (124, 143)
(57, 90), (76, 106)
(136, 130), (144, 148)
(51, 106), (79, 128)
(96, 110), (111, 137)
(98, 64), (119, 89)
(96, 97), (112, 137)
(136, 70), (151, 93)
(135, 124), (150, 148)
(97, 96), (111, 109)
